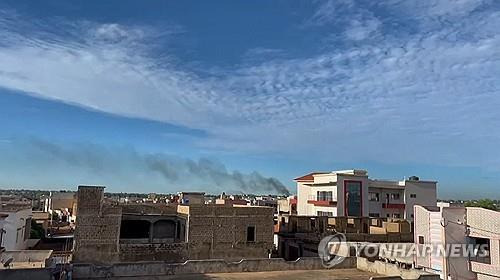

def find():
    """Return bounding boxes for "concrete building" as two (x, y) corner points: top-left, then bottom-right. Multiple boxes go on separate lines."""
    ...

(73, 186), (274, 264)
(277, 215), (413, 261)
(414, 205), (500, 280)
(295, 170), (436, 221)
(42, 191), (77, 223)
(0, 196), (33, 250)
(178, 192), (205, 205)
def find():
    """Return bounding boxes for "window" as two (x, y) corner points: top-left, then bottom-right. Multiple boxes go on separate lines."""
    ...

(317, 191), (333, 201)
(410, 193), (417, 198)
(468, 237), (490, 264)
(418, 236), (424, 244)
(391, 193), (400, 200)
(369, 192), (380, 201)
(246, 226), (256, 242)
(386, 214), (390, 217)
(369, 213), (380, 217)
(392, 213), (401, 218)
(344, 181), (362, 216)
(317, 211), (333, 217)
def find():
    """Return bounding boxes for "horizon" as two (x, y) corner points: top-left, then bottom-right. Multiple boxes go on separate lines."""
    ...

(1, 1), (500, 200)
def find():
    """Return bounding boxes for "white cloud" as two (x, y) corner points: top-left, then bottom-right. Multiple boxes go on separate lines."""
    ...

(0, 1), (500, 173)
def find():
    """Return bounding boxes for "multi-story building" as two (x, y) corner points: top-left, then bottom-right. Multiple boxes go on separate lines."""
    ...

(73, 186), (274, 264)
(414, 205), (500, 280)
(295, 169), (436, 220)
(0, 196), (33, 250)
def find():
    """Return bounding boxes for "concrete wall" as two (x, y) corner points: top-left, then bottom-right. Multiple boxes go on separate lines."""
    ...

(403, 181), (436, 221)
(0, 208), (32, 250)
(357, 257), (439, 280)
(72, 257), (357, 279)
(467, 207), (500, 279)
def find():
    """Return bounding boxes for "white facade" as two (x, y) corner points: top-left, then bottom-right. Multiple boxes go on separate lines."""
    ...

(414, 205), (500, 280)
(296, 169), (436, 221)
(0, 208), (33, 250)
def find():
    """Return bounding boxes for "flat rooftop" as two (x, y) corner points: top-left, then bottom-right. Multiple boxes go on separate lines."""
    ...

(163, 269), (379, 280)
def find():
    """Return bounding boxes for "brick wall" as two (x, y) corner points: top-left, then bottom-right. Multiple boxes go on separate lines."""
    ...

(187, 205), (274, 260)
(73, 186), (122, 264)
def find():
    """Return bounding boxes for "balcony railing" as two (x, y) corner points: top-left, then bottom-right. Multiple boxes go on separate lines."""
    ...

(307, 200), (337, 207)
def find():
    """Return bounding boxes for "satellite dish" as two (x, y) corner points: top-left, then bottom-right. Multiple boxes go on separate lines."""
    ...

(2, 257), (14, 268)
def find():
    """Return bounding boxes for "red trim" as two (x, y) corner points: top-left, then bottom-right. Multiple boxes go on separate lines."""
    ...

(307, 200), (337, 207)
(289, 198), (297, 205)
(382, 203), (405, 209)
(343, 180), (363, 216)
(293, 172), (327, 182)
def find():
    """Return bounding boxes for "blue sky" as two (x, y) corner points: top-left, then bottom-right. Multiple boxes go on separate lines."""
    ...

(0, 0), (499, 198)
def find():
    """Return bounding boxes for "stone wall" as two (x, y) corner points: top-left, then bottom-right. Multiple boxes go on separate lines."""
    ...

(187, 205), (274, 260)
(119, 243), (187, 262)
(73, 186), (122, 264)
(72, 257), (357, 279)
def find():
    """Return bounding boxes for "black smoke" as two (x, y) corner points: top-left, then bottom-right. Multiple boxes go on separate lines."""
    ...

(26, 139), (290, 195)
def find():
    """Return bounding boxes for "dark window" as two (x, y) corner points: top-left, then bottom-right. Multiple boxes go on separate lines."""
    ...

(391, 193), (400, 200)
(468, 237), (491, 264)
(345, 181), (362, 216)
(120, 220), (151, 239)
(317, 191), (333, 201)
(317, 211), (333, 217)
(246, 226), (256, 242)
(410, 194), (417, 198)
(418, 236), (424, 244)
(369, 213), (380, 217)
(369, 192), (380, 201)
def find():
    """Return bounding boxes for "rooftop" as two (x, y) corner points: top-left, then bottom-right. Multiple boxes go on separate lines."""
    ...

(161, 269), (379, 280)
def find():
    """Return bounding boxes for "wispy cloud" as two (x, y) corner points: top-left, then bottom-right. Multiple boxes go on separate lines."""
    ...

(0, 1), (500, 173)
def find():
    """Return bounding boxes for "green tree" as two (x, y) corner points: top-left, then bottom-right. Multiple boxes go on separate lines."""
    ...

(30, 219), (45, 239)
(464, 199), (498, 211)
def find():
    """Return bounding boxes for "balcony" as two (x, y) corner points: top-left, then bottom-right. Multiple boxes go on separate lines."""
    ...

(307, 200), (337, 207)
(382, 203), (405, 209)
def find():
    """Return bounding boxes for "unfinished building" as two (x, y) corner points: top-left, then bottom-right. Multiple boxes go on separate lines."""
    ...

(73, 186), (274, 264)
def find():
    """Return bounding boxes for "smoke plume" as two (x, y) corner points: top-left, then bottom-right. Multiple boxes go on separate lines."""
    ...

(11, 139), (290, 195)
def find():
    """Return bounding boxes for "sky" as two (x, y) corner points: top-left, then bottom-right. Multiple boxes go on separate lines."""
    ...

(0, 0), (499, 199)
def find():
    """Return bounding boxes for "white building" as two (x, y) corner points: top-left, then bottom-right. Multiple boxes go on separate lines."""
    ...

(295, 169), (436, 220)
(0, 204), (33, 250)
(414, 205), (500, 280)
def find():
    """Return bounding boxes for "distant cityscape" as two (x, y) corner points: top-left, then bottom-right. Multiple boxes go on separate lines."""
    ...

(0, 169), (498, 280)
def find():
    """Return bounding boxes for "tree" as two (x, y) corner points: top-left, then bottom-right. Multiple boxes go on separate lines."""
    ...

(464, 199), (498, 211)
(30, 220), (45, 239)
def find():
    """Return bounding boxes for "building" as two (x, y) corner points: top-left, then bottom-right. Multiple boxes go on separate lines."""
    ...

(73, 186), (274, 264)
(414, 205), (500, 280)
(277, 196), (297, 215)
(277, 215), (413, 261)
(178, 191), (205, 205)
(42, 191), (77, 223)
(295, 170), (436, 220)
(0, 196), (33, 250)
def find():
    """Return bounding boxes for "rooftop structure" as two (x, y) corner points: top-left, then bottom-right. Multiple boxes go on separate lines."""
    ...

(73, 186), (274, 264)
(414, 205), (500, 280)
(295, 169), (437, 221)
